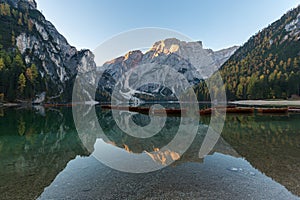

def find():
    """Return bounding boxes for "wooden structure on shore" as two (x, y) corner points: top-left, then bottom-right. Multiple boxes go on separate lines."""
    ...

(101, 105), (184, 116)
(199, 107), (254, 115)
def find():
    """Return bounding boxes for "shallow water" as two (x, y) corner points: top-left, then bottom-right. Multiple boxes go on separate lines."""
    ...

(0, 106), (299, 199)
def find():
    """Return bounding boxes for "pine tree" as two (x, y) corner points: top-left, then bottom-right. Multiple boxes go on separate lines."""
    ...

(17, 11), (23, 26)
(11, 31), (15, 46)
(28, 19), (33, 31)
(11, 9), (18, 18)
(14, 54), (24, 68)
(25, 67), (33, 82)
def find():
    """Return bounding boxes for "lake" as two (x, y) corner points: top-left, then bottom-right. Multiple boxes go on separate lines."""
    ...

(0, 106), (300, 199)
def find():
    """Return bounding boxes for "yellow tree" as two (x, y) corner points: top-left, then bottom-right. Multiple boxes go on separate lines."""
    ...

(30, 64), (38, 81)
(26, 65), (38, 82)
(18, 73), (26, 94)
(18, 12), (23, 25)
(4, 3), (10, 16)
(0, 58), (4, 70)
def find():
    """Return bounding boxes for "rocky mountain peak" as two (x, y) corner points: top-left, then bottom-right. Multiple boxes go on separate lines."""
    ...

(103, 50), (143, 67)
(124, 50), (143, 61)
(150, 38), (203, 55)
(147, 38), (239, 78)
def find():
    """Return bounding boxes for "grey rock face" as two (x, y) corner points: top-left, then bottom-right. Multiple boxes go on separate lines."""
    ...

(285, 12), (300, 40)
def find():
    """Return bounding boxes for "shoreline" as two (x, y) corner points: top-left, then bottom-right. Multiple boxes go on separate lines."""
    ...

(231, 100), (300, 106)
(2, 100), (300, 108)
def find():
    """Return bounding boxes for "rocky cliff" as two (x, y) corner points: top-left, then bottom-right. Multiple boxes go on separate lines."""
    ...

(0, 0), (96, 102)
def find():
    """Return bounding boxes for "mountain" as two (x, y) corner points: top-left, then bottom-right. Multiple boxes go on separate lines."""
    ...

(149, 38), (238, 78)
(97, 38), (238, 102)
(0, 0), (239, 103)
(0, 0), (96, 102)
(197, 5), (300, 101)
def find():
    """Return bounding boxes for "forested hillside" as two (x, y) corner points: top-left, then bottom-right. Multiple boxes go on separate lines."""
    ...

(195, 5), (300, 101)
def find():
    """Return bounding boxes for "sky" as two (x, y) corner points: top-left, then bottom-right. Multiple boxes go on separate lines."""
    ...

(35, 0), (299, 52)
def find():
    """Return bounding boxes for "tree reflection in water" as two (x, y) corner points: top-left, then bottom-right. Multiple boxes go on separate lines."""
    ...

(0, 108), (89, 200)
(221, 113), (300, 196)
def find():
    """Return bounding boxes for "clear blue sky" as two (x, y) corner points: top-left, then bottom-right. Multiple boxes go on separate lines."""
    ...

(36, 0), (299, 51)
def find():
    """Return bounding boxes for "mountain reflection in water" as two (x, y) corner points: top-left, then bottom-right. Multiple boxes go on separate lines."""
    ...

(0, 106), (299, 199)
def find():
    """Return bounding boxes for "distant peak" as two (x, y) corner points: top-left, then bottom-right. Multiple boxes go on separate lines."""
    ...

(152, 38), (203, 48)
(103, 50), (143, 66)
(150, 38), (204, 55)
(150, 38), (203, 53)
(124, 50), (143, 59)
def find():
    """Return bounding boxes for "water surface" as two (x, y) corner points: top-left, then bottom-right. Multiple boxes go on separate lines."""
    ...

(0, 107), (299, 199)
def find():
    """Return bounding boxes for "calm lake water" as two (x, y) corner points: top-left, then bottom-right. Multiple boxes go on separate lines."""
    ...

(0, 106), (300, 199)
